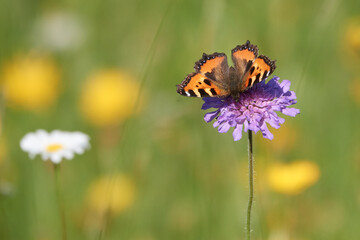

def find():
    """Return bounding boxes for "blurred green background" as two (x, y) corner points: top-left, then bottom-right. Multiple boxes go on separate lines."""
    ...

(1, 0), (360, 239)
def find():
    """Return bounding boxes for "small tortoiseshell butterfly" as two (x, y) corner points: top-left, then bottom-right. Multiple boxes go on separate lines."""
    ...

(176, 40), (276, 99)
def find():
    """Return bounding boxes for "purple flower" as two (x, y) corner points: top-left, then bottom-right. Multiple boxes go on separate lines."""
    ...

(202, 76), (300, 141)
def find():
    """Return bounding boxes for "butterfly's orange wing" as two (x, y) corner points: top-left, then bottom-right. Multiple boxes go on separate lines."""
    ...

(231, 41), (258, 78)
(231, 40), (276, 91)
(240, 55), (276, 91)
(194, 52), (228, 78)
(176, 72), (226, 97)
(177, 53), (229, 97)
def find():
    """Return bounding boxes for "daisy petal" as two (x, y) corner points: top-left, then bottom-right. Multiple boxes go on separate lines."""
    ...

(20, 130), (90, 164)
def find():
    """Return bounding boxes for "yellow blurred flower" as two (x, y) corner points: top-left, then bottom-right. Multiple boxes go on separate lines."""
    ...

(86, 173), (136, 216)
(0, 54), (60, 111)
(267, 160), (320, 195)
(0, 137), (7, 166)
(79, 70), (142, 127)
(349, 78), (360, 106)
(345, 16), (360, 53)
(343, 16), (360, 69)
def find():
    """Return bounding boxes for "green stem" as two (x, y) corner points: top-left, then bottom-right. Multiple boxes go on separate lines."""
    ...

(246, 130), (254, 240)
(54, 164), (67, 240)
(98, 208), (111, 240)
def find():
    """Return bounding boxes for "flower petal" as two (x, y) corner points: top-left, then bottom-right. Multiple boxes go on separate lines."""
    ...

(201, 97), (223, 110)
(280, 80), (291, 92)
(63, 150), (75, 160)
(260, 123), (274, 140)
(51, 153), (62, 164)
(213, 121), (220, 128)
(204, 110), (220, 122)
(232, 124), (243, 141)
(282, 107), (300, 117)
(218, 122), (231, 133)
(20, 129), (90, 163)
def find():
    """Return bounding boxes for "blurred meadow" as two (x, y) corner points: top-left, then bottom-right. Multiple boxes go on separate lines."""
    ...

(1, 0), (360, 239)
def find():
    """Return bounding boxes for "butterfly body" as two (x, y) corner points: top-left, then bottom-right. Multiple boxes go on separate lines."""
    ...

(176, 40), (276, 100)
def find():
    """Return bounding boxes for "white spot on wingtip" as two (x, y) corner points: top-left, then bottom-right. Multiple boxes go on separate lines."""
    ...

(185, 92), (190, 96)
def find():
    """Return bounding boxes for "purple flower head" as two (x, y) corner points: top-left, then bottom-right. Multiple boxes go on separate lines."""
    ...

(202, 76), (300, 141)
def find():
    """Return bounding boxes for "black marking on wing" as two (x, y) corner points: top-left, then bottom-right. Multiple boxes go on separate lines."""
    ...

(254, 73), (261, 85)
(263, 70), (268, 81)
(250, 66), (255, 75)
(210, 88), (217, 95)
(188, 90), (197, 97)
(198, 89), (210, 97)
(245, 60), (253, 73)
(203, 79), (211, 86)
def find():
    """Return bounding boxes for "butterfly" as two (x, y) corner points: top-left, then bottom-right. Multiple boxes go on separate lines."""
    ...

(176, 40), (276, 100)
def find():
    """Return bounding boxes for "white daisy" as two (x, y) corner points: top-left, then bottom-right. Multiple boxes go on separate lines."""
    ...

(20, 129), (90, 164)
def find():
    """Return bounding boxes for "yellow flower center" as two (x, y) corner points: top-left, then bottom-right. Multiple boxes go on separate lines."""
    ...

(46, 144), (64, 152)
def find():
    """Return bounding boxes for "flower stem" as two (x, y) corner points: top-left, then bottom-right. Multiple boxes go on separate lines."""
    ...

(246, 130), (254, 240)
(54, 163), (67, 240)
(98, 208), (111, 240)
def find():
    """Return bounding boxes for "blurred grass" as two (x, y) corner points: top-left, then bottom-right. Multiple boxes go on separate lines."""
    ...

(1, 0), (360, 239)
